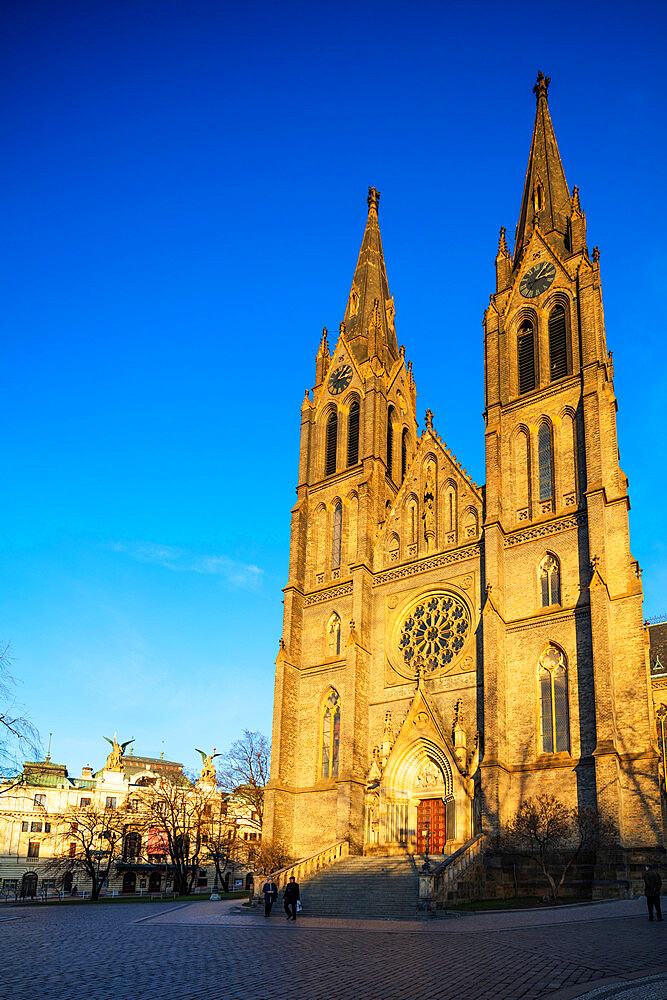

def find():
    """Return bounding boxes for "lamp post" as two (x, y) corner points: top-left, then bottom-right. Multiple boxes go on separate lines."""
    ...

(421, 819), (431, 873)
(418, 819), (436, 918)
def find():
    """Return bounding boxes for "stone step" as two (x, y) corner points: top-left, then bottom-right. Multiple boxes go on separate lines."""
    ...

(297, 853), (420, 919)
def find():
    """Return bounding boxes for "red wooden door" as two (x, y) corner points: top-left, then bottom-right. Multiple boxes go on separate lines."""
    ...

(417, 798), (447, 853)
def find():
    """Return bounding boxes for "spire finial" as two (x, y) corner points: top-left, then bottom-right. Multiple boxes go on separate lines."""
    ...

(497, 226), (509, 257)
(424, 408), (434, 431)
(367, 186), (380, 213)
(533, 70), (550, 104)
(571, 185), (582, 214)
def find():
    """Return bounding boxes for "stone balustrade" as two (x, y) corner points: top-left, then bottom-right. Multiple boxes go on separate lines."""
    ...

(271, 840), (350, 890)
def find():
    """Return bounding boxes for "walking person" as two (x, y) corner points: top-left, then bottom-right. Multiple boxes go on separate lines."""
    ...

(283, 875), (300, 921)
(261, 875), (278, 918)
(643, 864), (663, 921)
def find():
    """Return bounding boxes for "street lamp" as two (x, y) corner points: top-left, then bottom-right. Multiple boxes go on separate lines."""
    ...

(421, 819), (431, 873)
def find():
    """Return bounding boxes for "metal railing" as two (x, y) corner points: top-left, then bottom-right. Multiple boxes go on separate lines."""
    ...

(433, 833), (485, 903)
(270, 840), (349, 891)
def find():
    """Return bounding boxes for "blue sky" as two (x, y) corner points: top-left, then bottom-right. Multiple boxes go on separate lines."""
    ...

(2, 1), (666, 776)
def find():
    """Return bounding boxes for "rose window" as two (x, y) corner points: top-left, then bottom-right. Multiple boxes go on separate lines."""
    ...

(398, 593), (471, 675)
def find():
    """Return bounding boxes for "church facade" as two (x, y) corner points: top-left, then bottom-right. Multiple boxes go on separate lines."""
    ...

(263, 75), (663, 864)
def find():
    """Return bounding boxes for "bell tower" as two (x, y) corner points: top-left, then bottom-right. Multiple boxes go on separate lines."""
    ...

(264, 188), (419, 856)
(482, 74), (661, 847)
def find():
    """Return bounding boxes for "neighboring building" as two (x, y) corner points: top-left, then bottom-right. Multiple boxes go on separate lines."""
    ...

(264, 73), (664, 875)
(0, 743), (251, 897)
(649, 620), (667, 796)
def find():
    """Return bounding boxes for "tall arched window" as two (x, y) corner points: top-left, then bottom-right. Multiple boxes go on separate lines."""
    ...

(332, 501), (342, 569)
(539, 554), (561, 606)
(347, 400), (360, 466)
(320, 689), (340, 778)
(517, 321), (536, 394)
(539, 646), (569, 753)
(401, 428), (408, 482)
(325, 409), (337, 476)
(386, 407), (394, 478)
(549, 305), (569, 381)
(538, 423), (553, 501)
(326, 613), (341, 656)
(123, 831), (141, 860)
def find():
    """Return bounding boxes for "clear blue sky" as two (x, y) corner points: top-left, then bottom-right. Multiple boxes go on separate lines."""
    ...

(2, 1), (666, 776)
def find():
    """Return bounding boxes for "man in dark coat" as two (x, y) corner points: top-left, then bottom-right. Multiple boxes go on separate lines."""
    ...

(283, 875), (300, 921)
(643, 864), (662, 921)
(261, 876), (278, 918)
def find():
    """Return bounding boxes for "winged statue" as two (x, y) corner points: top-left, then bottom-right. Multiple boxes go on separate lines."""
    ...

(103, 734), (135, 771)
(196, 747), (221, 782)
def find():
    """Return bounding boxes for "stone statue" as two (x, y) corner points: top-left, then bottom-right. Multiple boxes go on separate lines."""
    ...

(196, 747), (222, 784)
(103, 734), (134, 772)
(416, 759), (440, 789)
(422, 464), (436, 543)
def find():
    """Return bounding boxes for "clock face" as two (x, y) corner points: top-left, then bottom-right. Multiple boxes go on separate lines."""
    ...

(328, 364), (353, 395)
(520, 261), (556, 298)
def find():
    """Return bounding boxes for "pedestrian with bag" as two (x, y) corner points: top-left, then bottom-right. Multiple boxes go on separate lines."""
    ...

(283, 875), (300, 921)
(643, 864), (663, 921)
(261, 875), (278, 918)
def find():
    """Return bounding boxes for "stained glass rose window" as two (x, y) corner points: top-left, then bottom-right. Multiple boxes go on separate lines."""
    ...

(398, 593), (471, 675)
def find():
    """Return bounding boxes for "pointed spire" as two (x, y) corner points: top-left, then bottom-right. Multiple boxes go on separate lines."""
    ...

(343, 187), (399, 367)
(514, 72), (572, 266)
(314, 326), (331, 387)
(495, 226), (511, 291)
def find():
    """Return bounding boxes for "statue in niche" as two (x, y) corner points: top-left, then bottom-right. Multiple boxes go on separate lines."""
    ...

(385, 295), (396, 333)
(422, 463), (436, 547)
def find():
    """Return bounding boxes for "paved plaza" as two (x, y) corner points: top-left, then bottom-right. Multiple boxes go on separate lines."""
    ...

(0, 897), (666, 1000)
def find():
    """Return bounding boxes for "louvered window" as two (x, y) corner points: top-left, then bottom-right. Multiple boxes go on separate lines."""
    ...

(538, 424), (553, 500)
(401, 429), (408, 482)
(325, 410), (337, 476)
(549, 305), (568, 381)
(517, 322), (536, 394)
(347, 401), (360, 466)
(386, 407), (394, 478)
(332, 502), (342, 569)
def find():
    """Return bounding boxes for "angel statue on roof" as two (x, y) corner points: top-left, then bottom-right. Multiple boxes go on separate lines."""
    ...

(103, 734), (135, 772)
(196, 747), (222, 784)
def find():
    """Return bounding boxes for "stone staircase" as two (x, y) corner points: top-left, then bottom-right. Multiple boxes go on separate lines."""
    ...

(299, 853), (420, 920)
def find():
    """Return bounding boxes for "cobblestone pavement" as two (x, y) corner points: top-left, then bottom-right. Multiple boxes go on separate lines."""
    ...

(0, 898), (665, 1000)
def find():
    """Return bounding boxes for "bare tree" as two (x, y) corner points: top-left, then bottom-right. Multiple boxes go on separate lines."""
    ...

(219, 730), (270, 834)
(0, 643), (40, 778)
(502, 794), (614, 902)
(46, 804), (126, 900)
(133, 775), (219, 895)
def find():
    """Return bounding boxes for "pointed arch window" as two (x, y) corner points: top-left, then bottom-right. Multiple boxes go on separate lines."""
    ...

(320, 689), (340, 778)
(347, 400), (360, 467)
(326, 613), (341, 657)
(539, 646), (569, 753)
(538, 423), (553, 501)
(332, 501), (342, 569)
(549, 305), (569, 381)
(539, 554), (561, 606)
(325, 409), (338, 476)
(517, 321), (536, 394)
(401, 428), (408, 482)
(386, 407), (394, 479)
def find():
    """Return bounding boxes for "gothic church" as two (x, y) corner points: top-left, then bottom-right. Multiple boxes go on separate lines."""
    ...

(264, 75), (663, 866)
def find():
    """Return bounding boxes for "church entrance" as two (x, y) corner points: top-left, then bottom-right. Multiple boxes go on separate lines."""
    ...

(417, 798), (447, 853)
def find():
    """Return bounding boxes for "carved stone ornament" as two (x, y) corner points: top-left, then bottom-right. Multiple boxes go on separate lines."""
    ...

(394, 591), (472, 680)
(415, 759), (442, 789)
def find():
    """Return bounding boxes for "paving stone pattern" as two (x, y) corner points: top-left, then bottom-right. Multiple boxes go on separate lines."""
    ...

(1, 899), (666, 1000)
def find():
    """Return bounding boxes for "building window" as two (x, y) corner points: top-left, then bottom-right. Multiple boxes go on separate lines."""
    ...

(326, 613), (341, 657)
(124, 832), (141, 860)
(539, 554), (561, 606)
(517, 321), (536, 394)
(548, 305), (569, 381)
(21, 821), (29, 832)
(33, 794), (46, 808)
(44, 823), (51, 833)
(105, 796), (117, 809)
(325, 409), (338, 476)
(332, 501), (342, 569)
(347, 400), (360, 466)
(320, 688), (341, 779)
(538, 424), (553, 501)
(539, 646), (569, 754)
(79, 797), (91, 808)
(386, 407), (394, 478)
(401, 429), (408, 482)
(69, 842), (77, 858)
(27, 841), (40, 859)
(30, 822), (42, 833)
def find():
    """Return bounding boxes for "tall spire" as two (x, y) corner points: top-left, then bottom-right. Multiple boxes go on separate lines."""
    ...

(514, 72), (572, 266)
(343, 187), (399, 368)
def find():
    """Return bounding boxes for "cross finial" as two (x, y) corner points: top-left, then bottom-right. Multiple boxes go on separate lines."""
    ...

(367, 186), (380, 213)
(424, 408), (434, 431)
(533, 70), (551, 104)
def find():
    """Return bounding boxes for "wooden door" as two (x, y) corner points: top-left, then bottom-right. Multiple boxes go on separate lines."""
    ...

(416, 798), (447, 853)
